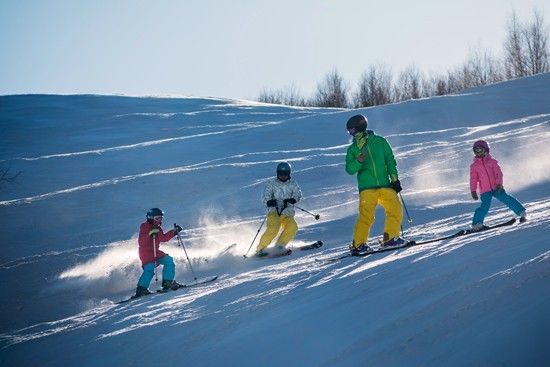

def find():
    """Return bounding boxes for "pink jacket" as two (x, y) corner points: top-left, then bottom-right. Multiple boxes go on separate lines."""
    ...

(469, 154), (503, 194)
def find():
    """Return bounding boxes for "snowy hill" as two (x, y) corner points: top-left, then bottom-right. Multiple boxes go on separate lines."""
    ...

(0, 74), (549, 367)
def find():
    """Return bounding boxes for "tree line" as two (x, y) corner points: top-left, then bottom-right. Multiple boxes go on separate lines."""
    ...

(257, 10), (549, 108)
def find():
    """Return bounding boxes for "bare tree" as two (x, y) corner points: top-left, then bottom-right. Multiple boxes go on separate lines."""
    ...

(434, 78), (448, 96)
(258, 84), (307, 106)
(312, 69), (349, 108)
(353, 65), (394, 107)
(395, 65), (424, 102)
(504, 10), (549, 78)
(282, 84), (307, 106)
(258, 88), (284, 104)
(504, 11), (528, 78)
(460, 49), (504, 88)
(523, 10), (549, 75)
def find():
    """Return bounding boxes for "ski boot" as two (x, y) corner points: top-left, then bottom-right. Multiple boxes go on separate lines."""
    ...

(161, 279), (183, 292)
(135, 286), (152, 297)
(349, 243), (373, 255)
(519, 212), (527, 223)
(274, 244), (291, 255)
(381, 237), (405, 249)
(471, 223), (489, 232)
(255, 248), (268, 257)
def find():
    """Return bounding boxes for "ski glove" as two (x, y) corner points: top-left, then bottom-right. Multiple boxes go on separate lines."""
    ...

(266, 199), (278, 207)
(149, 228), (160, 237)
(494, 184), (504, 192)
(283, 198), (297, 207)
(174, 224), (183, 234)
(471, 191), (479, 200)
(390, 179), (402, 193)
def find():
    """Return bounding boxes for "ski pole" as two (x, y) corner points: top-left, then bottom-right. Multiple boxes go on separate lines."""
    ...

(174, 224), (197, 281)
(243, 215), (267, 258)
(152, 235), (159, 282)
(294, 205), (320, 220)
(399, 192), (413, 224)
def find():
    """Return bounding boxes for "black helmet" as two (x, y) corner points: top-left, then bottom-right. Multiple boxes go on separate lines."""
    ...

(346, 114), (368, 134)
(146, 208), (164, 220)
(276, 162), (292, 180)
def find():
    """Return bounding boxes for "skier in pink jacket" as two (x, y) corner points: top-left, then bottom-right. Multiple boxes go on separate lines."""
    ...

(469, 140), (526, 231)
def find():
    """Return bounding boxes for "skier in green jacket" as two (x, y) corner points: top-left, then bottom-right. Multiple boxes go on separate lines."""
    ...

(345, 114), (404, 254)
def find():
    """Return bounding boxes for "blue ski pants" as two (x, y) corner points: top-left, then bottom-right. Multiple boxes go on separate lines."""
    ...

(472, 189), (525, 225)
(137, 255), (175, 288)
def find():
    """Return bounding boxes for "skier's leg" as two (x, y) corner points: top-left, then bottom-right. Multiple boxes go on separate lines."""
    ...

(137, 262), (155, 288)
(493, 190), (526, 215)
(473, 192), (493, 224)
(379, 188), (403, 240)
(256, 212), (281, 251)
(159, 255), (175, 282)
(276, 215), (298, 245)
(353, 189), (378, 246)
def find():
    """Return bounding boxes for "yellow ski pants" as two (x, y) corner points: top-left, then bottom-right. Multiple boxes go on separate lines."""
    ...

(256, 211), (298, 251)
(353, 188), (403, 246)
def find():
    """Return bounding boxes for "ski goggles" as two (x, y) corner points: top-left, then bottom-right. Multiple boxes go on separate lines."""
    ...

(473, 146), (485, 154)
(153, 215), (164, 221)
(347, 127), (358, 136)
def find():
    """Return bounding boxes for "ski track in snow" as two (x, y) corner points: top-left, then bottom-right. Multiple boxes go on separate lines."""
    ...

(1, 114), (548, 207)
(1, 84), (550, 367)
(2, 198), (548, 348)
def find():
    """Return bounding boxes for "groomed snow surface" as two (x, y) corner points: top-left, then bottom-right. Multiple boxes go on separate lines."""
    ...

(0, 74), (549, 366)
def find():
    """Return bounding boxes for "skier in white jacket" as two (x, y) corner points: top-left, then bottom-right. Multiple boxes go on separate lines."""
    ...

(256, 162), (302, 255)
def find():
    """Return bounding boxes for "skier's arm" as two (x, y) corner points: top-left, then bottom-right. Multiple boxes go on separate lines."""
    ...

(383, 138), (398, 181)
(262, 181), (275, 206)
(469, 165), (479, 192)
(155, 228), (176, 242)
(493, 160), (503, 186)
(345, 145), (362, 175)
(292, 181), (302, 203)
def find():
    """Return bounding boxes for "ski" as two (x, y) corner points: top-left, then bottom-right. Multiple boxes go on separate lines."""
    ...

(247, 241), (323, 259)
(461, 218), (516, 235)
(317, 218), (517, 263)
(295, 240), (323, 251)
(411, 218), (516, 245)
(115, 275), (219, 304)
(350, 240), (417, 257)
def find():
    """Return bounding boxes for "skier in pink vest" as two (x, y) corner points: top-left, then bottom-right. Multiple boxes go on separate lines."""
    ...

(469, 140), (526, 231)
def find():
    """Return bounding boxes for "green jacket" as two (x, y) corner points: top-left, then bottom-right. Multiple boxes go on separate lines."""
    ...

(345, 130), (399, 191)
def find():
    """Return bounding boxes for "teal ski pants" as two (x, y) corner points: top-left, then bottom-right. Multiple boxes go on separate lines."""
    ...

(473, 189), (525, 225)
(137, 255), (175, 288)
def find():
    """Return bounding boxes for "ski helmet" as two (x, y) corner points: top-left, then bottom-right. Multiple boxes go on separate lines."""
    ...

(473, 140), (489, 153)
(146, 208), (164, 220)
(346, 114), (368, 134)
(276, 162), (292, 179)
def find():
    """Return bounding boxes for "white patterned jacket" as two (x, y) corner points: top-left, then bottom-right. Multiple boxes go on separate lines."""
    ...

(262, 177), (302, 217)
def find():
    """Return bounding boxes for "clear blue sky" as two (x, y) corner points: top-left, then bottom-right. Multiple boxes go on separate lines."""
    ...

(0, 0), (547, 100)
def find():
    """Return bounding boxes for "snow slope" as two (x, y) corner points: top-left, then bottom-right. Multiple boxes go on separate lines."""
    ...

(0, 73), (549, 367)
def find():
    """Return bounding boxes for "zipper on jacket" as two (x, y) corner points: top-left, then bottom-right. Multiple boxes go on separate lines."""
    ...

(366, 144), (380, 186)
